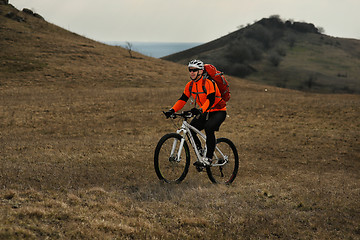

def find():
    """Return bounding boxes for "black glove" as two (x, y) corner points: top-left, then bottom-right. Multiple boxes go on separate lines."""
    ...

(164, 109), (175, 118)
(190, 108), (202, 116)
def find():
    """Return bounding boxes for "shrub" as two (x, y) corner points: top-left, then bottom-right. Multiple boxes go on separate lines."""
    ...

(226, 63), (255, 77)
(225, 39), (263, 64)
(226, 40), (253, 63)
(288, 36), (296, 48)
(290, 22), (319, 33)
(276, 47), (286, 57)
(268, 52), (282, 67)
(244, 24), (272, 49)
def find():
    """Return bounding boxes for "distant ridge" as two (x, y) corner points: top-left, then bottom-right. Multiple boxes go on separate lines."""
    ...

(163, 16), (360, 94)
(105, 41), (202, 58)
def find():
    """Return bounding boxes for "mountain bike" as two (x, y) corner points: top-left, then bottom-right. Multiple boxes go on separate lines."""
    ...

(154, 110), (239, 184)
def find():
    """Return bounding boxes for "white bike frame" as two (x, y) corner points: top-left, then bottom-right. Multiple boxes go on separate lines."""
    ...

(170, 119), (228, 167)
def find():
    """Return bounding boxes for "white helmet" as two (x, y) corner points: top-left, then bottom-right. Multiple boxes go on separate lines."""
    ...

(188, 59), (204, 70)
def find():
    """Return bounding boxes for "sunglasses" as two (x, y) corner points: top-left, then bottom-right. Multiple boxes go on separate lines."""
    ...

(188, 68), (200, 72)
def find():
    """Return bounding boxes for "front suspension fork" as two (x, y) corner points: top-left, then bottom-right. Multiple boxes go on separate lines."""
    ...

(170, 135), (186, 162)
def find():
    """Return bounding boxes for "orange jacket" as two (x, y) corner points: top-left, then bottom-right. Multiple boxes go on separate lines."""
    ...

(172, 76), (226, 113)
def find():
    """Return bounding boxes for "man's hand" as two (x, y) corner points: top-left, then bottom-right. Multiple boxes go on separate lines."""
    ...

(164, 109), (175, 118)
(190, 108), (202, 116)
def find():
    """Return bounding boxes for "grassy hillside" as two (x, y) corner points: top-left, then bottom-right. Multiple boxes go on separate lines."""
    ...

(1, 4), (360, 239)
(0, 4), (186, 89)
(163, 16), (360, 94)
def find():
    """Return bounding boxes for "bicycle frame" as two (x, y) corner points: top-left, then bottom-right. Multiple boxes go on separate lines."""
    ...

(171, 118), (228, 167)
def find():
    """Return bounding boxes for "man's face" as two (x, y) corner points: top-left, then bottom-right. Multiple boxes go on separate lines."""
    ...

(189, 68), (203, 80)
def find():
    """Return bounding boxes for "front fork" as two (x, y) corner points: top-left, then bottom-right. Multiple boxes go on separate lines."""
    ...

(170, 136), (185, 162)
(168, 129), (187, 162)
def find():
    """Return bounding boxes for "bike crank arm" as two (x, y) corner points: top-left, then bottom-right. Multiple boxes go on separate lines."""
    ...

(210, 156), (229, 167)
(210, 162), (227, 167)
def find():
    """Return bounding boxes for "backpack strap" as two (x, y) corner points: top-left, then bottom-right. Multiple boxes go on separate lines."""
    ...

(189, 79), (207, 94)
(189, 79), (207, 108)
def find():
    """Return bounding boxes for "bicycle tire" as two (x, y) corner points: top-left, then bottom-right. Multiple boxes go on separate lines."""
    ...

(206, 138), (239, 184)
(154, 133), (191, 183)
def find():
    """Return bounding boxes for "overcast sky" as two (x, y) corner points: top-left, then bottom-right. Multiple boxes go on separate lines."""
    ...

(10, 0), (360, 43)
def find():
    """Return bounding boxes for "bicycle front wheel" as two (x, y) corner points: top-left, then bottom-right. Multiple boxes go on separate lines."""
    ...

(154, 133), (190, 183)
(206, 138), (239, 184)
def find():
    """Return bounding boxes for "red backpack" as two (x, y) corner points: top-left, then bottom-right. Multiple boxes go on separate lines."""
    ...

(204, 64), (230, 102)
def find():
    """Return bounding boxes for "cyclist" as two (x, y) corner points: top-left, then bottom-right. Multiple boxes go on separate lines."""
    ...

(164, 59), (227, 167)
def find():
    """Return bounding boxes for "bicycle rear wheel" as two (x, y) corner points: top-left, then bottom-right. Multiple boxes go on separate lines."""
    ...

(206, 138), (239, 184)
(154, 133), (190, 183)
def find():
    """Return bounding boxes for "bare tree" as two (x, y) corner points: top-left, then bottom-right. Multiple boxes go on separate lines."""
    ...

(317, 26), (325, 34)
(125, 41), (134, 58)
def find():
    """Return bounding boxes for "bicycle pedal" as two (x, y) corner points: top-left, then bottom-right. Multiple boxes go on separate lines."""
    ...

(193, 161), (205, 168)
(195, 166), (204, 172)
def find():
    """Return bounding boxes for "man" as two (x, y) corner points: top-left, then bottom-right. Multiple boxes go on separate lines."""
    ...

(164, 59), (227, 167)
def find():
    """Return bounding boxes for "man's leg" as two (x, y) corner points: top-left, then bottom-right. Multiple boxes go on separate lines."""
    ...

(204, 111), (226, 159)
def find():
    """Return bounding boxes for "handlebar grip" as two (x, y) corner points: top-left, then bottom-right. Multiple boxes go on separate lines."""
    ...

(162, 110), (193, 119)
(163, 111), (176, 119)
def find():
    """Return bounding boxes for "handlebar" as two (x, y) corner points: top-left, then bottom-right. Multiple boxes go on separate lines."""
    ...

(162, 111), (194, 119)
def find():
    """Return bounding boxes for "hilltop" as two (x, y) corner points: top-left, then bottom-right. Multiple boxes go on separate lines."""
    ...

(1, 3), (360, 239)
(163, 15), (360, 94)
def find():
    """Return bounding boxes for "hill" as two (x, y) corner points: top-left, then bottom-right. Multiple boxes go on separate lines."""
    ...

(0, 3), (187, 89)
(1, 3), (360, 239)
(163, 15), (360, 94)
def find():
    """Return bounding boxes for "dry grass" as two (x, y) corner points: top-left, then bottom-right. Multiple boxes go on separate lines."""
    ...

(1, 83), (359, 239)
(1, 4), (360, 239)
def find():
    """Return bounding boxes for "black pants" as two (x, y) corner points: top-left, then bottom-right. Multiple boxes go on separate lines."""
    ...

(190, 111), (226, 159)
